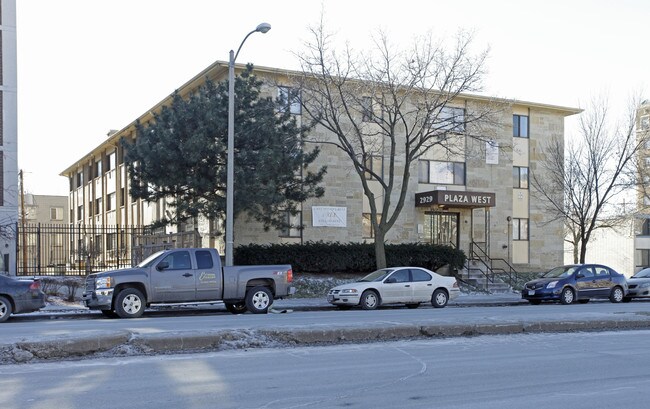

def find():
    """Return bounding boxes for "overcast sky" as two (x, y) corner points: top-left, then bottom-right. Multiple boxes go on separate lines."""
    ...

(15, 0), (649, 196)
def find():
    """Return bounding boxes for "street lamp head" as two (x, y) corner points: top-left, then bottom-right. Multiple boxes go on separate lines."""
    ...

(256, 23), (271, 34)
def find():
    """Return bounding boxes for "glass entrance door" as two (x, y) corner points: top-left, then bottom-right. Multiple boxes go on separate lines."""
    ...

(424, 212), (459, 248)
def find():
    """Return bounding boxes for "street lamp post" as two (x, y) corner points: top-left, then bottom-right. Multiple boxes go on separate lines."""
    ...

(225, 22), (271, 266)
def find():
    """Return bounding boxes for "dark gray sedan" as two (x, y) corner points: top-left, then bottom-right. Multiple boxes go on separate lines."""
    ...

(0, 274), (46, 322)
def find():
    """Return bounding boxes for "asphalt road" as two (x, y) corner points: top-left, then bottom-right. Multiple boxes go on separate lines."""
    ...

(2, 330), (649, 409)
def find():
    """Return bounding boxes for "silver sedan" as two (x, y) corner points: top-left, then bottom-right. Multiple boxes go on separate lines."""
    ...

(624, 267), (650, 301)
(327, 267), (460, 310)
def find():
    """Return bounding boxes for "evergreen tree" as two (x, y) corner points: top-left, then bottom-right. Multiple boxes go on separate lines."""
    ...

(122, 64), (326, 232)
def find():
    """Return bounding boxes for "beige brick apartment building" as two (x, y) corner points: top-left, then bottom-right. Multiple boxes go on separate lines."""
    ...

(60, 61), (580, 272)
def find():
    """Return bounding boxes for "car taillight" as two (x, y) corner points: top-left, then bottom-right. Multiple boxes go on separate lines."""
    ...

(29, 280), (40, 290)
(453, 281), (458, 288)
(287, 269), (293, 283)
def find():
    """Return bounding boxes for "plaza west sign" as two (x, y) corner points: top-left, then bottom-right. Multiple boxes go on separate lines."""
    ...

(415, 190), (496, 208)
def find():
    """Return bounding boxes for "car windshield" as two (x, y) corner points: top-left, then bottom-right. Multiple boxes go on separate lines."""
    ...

(359, 269), (395, 282)
(633, 268), (650, 278)
(137, 251), (165, 268)
(542, 266), (579, 278)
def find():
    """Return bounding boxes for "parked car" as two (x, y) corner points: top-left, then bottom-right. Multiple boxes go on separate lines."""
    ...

(522, 264), (627, 305)
(83, 248), (295, 318)
(623, 267), (650, 301)
(0, 274), (46, 322)
(327, 267), (460, 310)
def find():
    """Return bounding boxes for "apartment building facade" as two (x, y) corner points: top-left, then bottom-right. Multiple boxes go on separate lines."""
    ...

(0, 0), (17, 274)
(635, 101), (650, 272)
(61, 61), (580, 272)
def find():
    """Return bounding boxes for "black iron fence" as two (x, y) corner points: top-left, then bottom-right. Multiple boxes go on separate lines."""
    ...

(16, 223), (202, 276)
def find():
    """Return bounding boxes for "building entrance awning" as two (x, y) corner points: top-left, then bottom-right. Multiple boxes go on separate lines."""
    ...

(415, 190), (496, 208)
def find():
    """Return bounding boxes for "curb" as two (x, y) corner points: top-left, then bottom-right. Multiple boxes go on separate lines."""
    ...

(4, 317), (650, 365)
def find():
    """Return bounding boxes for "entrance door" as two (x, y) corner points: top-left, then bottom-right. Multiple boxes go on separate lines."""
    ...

(425, 212), (459, 248)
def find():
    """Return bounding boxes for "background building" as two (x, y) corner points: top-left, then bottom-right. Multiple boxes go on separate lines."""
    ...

(60, 61), (579, 273)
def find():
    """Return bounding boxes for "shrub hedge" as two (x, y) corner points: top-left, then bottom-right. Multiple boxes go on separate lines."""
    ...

(234, 241), (466, 274)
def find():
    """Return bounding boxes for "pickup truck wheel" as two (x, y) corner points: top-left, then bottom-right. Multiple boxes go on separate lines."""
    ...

(0, 295), (12, 323)
(245, 286), (273, 314)
(114, 288), (145, 318)
(225, 302), (247, 314)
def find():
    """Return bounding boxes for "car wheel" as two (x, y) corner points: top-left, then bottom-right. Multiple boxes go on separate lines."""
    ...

(360, 290), (379, 310)
(578, 299), (590, 304)
(528, 300), (542, 305)
(622, 297), (632, 303)
(0, 295), (13, 323)
(114, 288), (146, 318)
(609, 286), (624, 303)
(560, 287), (574, 305)
(406, 303), (420, 309)
(431, 289), (449, 308)
(245, 286), (273, 314)
(225, 302), (247, 314)
(100, 309), (119, 319)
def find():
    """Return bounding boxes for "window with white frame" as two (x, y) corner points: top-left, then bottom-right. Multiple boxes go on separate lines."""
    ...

(418, 160), (465, 185)
(513, 166), (529, 188)
(280, 210), (301, 238)
(278, 86), (301, 114)
(512, 218), (529, 240)
(513, 114), (529, 138)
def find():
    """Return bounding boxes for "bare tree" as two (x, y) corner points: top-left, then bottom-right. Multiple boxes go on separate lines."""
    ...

(531, 96), (649, 264)
(293, 19), (500, 268)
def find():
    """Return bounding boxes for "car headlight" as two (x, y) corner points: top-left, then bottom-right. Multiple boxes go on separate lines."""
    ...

(546, 281), (558, 289)
(640, 282), (650, 288)
(95, 277), (113, 289)
(340, 289), (358, 295)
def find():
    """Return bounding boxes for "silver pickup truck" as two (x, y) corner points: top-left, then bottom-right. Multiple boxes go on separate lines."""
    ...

(82, 248), (295, 318)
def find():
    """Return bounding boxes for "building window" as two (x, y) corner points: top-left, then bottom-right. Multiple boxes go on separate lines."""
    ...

(362, 97), (373, 122)
(364, 155), (383, 180)
(513, 115), (529, 138)
(512, 218), (529, 240)
(418, 160), (465, 185)
(641, 115), (650, 131)
(106, 192), (116, 212)
(77, 205), (84, 220)
(438, 106), (465, 132)
(50, 207), (63, 221)
(280, 210), (301, 238)
(94, 198), (102, 215)
(638, 249), (650, 268)
(107, 151), (116, 172)
(76, 170), (83, 188)
(120, 188), (126, 207)
(513, 166), (529, 188)
(363, 213), (381, 238)
(93, 159), (102, 179)
(641, 219), (650, 236)
(278, 86), (301, 114)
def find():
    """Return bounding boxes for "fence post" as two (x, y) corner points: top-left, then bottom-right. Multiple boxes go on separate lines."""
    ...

(36, 223), (41, 274)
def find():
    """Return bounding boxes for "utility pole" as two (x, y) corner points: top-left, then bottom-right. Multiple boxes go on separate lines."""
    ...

(19, 169), (26, 273)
